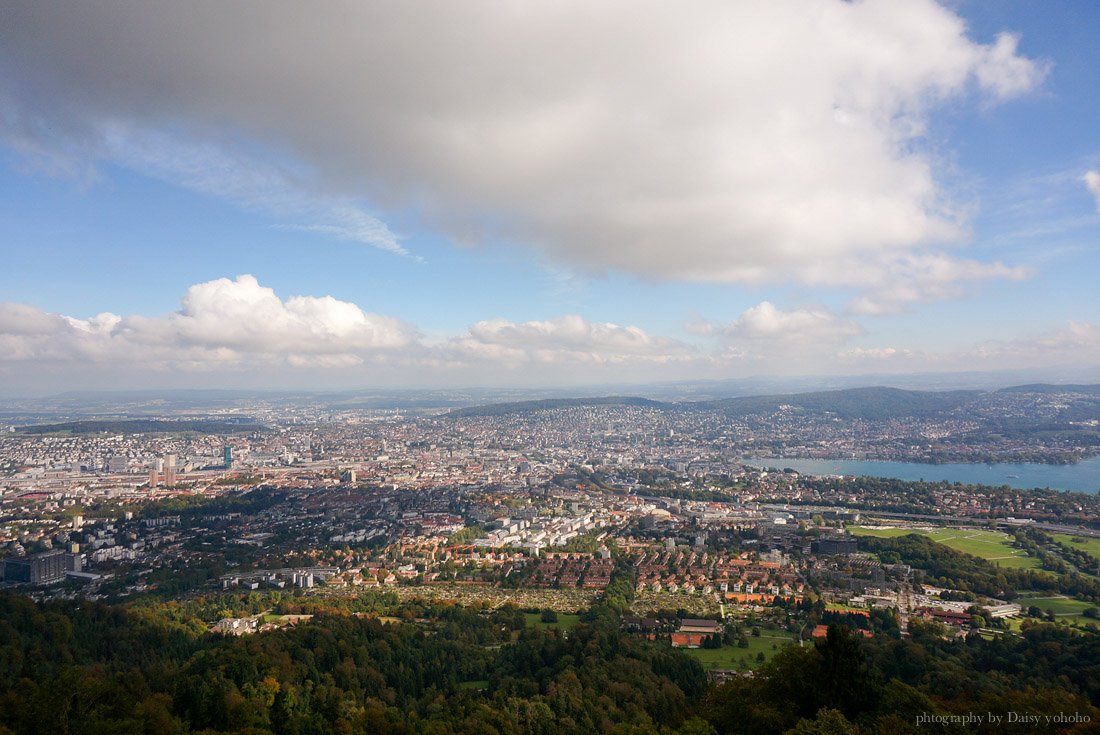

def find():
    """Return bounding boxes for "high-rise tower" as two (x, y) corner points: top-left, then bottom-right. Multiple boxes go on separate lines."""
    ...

(165, 454), (177, 486)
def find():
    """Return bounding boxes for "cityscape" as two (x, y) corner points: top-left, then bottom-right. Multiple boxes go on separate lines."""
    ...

(1, 386), (1100, 731)
(3, 388), (1100, 678)
(3, 1), (1100, 733)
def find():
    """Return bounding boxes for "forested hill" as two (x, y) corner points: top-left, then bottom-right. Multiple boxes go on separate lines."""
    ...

(1, 592), (1099, 734)
(445, 387), (984, 421)
(445, 396), (669, 418)
(698, 386), (983, 421)
(445, 384), (1100, 424)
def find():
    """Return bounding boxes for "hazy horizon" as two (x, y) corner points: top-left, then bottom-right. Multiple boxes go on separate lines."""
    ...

(3, 366), (1099, 405)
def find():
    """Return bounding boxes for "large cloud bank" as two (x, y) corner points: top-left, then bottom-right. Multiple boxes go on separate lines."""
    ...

(0, 0), (1044, 305)
(2, 276), (1095, 392)
(0, 276), (687, 374)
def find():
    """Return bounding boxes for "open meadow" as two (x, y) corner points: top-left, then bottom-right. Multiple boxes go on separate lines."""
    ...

(683, 631), (796, 671)
(1053, 533), (1100, 563)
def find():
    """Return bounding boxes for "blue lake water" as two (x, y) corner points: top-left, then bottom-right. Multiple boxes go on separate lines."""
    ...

(744, 456), (1100, 494)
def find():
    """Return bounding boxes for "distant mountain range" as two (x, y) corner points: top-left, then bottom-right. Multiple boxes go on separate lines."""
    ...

(700, 386), (984, 421)
(444, 396), (669, 418)
(2, 380), (1098, 420)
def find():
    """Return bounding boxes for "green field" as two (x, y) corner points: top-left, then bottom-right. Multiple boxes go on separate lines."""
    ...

(825, 603), (868, 614)
(523, 612), (581, 631)
(1016, 595), (1095, 615)
(848, 526), (1040, 569)
(1053, 534), (1100, 563)
(682, 632), (795, 671)
(1015, 595), (1100, 629)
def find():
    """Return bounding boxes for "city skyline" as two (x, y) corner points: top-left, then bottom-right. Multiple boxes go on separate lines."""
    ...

(2, 1), (1099, 394)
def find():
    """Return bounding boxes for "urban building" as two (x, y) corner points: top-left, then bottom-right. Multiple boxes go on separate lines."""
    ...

(812, 538), (859, 556)
(3, 550), (67, 585)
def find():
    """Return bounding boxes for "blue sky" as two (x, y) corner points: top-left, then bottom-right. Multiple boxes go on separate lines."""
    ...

(0, 0), (1098, 394)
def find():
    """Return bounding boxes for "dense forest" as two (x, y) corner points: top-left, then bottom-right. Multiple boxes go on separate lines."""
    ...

(705, 623), (1099, 734)
(0, 576), (709, 735)
(2, 587), (1099, 735)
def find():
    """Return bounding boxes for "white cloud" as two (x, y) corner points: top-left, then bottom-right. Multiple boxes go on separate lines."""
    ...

(688, 302), (863, 369)
(0, 303), (67, 336)
(720, 302), (863, 342)
(0, 278), (1096, 391)
(450, 315), (695, 366)
(167, 275), (412, 353)
(0, 0), (1044, 300)
(840, 254), (1031, 315)
(0, 275), (414, 370)
(1083, 170), (1100, 212)
(0, 278), (696, 386)
(973, 33), (1046, 99)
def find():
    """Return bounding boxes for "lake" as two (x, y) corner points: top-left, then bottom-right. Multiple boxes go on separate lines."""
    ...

(743, 456), (1100, 493)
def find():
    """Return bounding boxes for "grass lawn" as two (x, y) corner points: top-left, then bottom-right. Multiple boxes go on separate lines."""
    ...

(1007, 613), (1100, 632)
(523, 612), (581, 631)
(1016, 595), (1096, 616)
(1011, 595), (1100, 631)
(847, 526), (1040, 569)
(1052, 534), (1100, 563)
(1058, 616), (1100, 629)
(682, 632), (795, 671)
(825, 603), (868, 614)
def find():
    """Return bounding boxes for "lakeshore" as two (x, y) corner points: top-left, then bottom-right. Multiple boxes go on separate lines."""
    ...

(745, 456), (1100, 494)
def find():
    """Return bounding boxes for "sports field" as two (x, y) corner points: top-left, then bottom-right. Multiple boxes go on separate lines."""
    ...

(1015, 595), (1099, 628)
(1016, 595), (1094, 615)
(847, 526), (1040, 569)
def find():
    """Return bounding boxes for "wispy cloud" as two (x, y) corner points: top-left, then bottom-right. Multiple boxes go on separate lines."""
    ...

(1083, 170), (1100, 212)
(840, 254), (1030, 316)
(102, 127), (408, 256)
(448, 315), (696, 366)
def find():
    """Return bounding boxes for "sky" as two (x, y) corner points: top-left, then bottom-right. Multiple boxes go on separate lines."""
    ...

(1, 0), (1099, 395)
